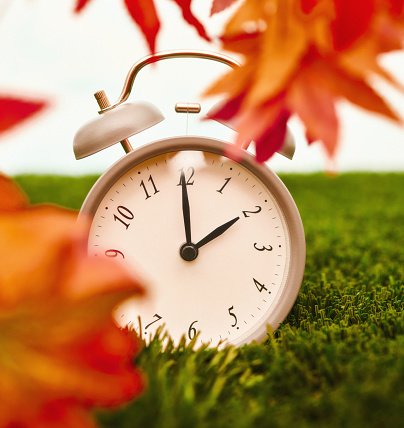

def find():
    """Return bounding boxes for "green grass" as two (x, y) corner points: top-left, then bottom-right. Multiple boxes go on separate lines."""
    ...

(15, 173), (404, 428)
(14, 175), (99, 210)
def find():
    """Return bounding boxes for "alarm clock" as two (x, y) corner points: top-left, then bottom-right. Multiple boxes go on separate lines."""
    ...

(73, 50), (305, 348)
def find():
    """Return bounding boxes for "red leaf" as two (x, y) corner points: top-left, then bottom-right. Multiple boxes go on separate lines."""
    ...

(0, 97), (47, 136)
(389, 0), (404, 14)
(35, 402), (99, 428)
(300, 0), (319, 14)
(332, 0), (375, 50)
(254, 110), (290, 162)
(123, 0), (161, 53)
(74, 0), (92, 12)
(207, 92), (245, 123)
(171, 0), (209, 40)
(210, 0), (239, 15)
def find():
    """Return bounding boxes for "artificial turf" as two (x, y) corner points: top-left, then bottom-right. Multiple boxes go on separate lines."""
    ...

(15, 173), (404, 428)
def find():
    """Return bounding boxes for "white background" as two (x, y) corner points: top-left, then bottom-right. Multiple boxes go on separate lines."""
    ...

(0, 0), (403, 176)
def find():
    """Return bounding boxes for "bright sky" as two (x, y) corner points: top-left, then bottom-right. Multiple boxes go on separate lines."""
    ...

(0, 0), (403, 176)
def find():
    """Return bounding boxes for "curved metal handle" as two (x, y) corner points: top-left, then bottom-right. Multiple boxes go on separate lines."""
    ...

(98, 50), (240, 113)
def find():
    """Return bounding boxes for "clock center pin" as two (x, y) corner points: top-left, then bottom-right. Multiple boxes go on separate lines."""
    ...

(180, 243), (199, 262)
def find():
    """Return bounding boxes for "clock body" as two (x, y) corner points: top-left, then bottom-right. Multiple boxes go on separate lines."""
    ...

(79, 136), (305, 347)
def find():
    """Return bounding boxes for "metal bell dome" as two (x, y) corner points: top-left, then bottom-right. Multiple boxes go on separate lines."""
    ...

(73, 101), (164, 160)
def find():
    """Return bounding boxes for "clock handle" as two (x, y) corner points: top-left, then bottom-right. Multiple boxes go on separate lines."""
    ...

(97, 50), (240, 114)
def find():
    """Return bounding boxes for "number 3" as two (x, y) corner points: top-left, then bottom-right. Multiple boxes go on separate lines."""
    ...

(254, 243), (273, 251)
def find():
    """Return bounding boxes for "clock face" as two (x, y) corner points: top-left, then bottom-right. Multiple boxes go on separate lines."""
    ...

(83, 137), (305, 347)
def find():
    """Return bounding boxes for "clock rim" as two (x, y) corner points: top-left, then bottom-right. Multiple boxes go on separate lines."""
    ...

(79, 135), (306, 347)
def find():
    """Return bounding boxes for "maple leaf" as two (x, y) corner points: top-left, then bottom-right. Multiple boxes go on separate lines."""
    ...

(172, 0), (209, 40)
(207, 0), (404, 161)
(254, 108), (290, 162)
(74, 0), (91, 12)
(124, 0), (161, 53)
(300, 0), (319, 14)
(389, 0), (404, 14)
(210, 0), (239, 15)
(0, 96), (47, 136)
(331, 0), (375, 51)
(0, 178), (145, 428)
(74, 0), (208, 53)
(0, 174), (28, 210)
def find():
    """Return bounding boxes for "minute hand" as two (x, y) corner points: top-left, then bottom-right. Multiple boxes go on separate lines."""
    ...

(195, 216), (240, 249)
(181, 170), (192, 244)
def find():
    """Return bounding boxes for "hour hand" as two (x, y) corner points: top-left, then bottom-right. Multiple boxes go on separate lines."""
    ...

(196, 216), (240, 249)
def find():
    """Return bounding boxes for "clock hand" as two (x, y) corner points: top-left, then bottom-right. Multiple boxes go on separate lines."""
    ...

(195, 216), (240, 249)
(180, 169), (192, 244)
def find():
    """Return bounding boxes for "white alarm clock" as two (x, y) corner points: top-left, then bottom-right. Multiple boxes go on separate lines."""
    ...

(73, 50), (305, 348)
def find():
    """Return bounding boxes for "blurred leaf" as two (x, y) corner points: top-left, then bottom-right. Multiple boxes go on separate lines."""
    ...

(207, 0), (404, 162)
(0, 174), (28, 210)
(332, 0), (375, 50)
(0, 96), (47, 136)
(74, 0), (90, 12)
(0, 178), (146, 428)
(74, 0), (208, 53)
(210, 0), (239, 15)
(172, 0), (209, 41)
(124, 0), (160, 53)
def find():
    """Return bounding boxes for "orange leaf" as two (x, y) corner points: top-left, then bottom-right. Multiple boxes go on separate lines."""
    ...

(0, 96), (47, 136)
(0, 174), (28, 211)
(338, 38), (400, 86)
(306, 56), (400, 121)
(0, 202), (145, 427)
(237, 95), (284, 142)
(221, 0), (265, 37)
(209, 0), (309, 109)
(205, 59), (255, 100)
(287, 63), (339, 156)
(206, 0), (404, 163)
(244, 1), (308, 107)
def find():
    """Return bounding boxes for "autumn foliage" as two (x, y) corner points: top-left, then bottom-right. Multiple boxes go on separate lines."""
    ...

(74, 0), (404, 162)
(0, 176), (145, 428)
(0, 97), (47, 136)
(75, 0), (209, 53)
(0, 93), (145, 427)
(207, 0), (404, 161)
(0, 0), (403, 426)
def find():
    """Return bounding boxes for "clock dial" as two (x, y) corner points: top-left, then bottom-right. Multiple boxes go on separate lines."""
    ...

(84, 137), (304, 348)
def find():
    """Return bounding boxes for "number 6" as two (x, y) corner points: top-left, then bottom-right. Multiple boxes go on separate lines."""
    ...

(188, 320), (198, 340)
